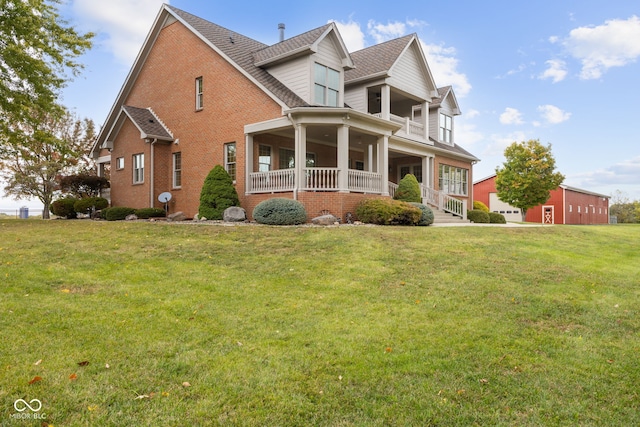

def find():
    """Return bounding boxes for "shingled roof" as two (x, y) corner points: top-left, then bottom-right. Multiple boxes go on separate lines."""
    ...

(122, 106), (173, 140)
(430, 137), (479, 161)
(345, 34), (414, 83)
(254, 24), (333, 65)
(168, 6), (309, 108)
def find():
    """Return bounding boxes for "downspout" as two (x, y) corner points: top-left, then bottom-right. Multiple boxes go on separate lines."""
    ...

(287, 113), (298, 200)
(149, 138), (157, 208)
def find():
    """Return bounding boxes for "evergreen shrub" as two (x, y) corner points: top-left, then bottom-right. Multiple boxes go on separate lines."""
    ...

(467, 209), (490, 223)
(50, 197), (79, 219)
(135, 208), (166, 219)
(394, 174), (422, 203)
(105, 207), (136, 221)
(489, 212), (507, 224)
(198, 165), (240, 220)
(253, 198), (307, 225)
(355, 198), (421, 225)
(409, 202), (434, 226)
(74, 197), (108, 214)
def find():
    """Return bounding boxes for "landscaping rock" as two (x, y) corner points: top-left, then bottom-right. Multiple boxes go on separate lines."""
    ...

(312, 214), (338, 226)
(167, 211), (186, 222)
(125, 214), (138, 221)
(223, 206), (246, 222)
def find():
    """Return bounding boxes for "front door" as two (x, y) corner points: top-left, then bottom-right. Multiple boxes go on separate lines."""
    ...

(399, 164), (423, 184)
(543, 206), (554, 224)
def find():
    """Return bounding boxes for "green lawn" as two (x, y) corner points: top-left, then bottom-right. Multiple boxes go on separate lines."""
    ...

(1, 220), (638, 426)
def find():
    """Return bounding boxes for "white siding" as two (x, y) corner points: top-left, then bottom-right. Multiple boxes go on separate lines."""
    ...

(314, 36), (343, 69)
(344, 84), (367, 112)
(267, 56), (311, 103)
(388, 46), (430, 100)
(428, 109), (439, 142)
(489, 193), (521, 222)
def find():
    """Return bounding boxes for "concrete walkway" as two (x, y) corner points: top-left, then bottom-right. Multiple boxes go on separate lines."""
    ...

(431, 221), (546, 227)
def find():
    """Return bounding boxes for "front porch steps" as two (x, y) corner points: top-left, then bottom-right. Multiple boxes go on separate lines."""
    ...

(431, 208), (470, 224)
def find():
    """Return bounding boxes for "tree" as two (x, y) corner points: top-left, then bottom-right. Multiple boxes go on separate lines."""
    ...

(0, 109), (96, 218)
(610, 190), (639, 223)
(198, 165), (239, 220)
(495, 139), (564, 221)
(394, 173), (422, 203)
(0, 0), (93, 147)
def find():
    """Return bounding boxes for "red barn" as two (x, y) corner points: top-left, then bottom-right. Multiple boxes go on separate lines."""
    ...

(474, 175), (610, 224)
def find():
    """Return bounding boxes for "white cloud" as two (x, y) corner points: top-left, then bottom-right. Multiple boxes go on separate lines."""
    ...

(563, 15), (640, 79)
(537, 104), (571, 124)
(367, 20), (407, 44)
(465, 109), (480, 119)
(539, 59), (567, 83)
(330, 19), (366, 52)
(499, 107), (524, 125)
(72, 0), (166, 65)
(568, 156), (640, 195)
(484, 131), (528, 156)
(420, 42), (472, 97)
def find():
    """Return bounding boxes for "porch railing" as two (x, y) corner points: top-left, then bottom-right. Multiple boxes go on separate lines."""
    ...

(371, 113), (425, 139)
(249, 169), (295, 193)
(421, 185), (467, 219)
(349, 170), (382, 193)
(303, 167), (339, 190)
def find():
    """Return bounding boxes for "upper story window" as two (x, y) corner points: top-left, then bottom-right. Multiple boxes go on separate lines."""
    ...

(195, 76), (203, 110)
(116, 157), (124, 170)
(133, 153), (144, 184)
(439, 113), (453, 144)
(173, 152), (182, 188)
(225, 142), (236, 181)
(314, 63), (340, 107)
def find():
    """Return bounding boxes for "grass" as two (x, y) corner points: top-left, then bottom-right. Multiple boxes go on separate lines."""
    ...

(0, 220), (638, 426)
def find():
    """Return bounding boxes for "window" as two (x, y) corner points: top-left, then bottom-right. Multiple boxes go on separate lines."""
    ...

(116, 157), (124, 170)
(173, 152), (182, 188)
(439, 113), (453, 144)
(195, 77), (203, 110)
(438, 164), (468, 195)
(400, 165), (423, 183)
(258, 145), (272, 172)
(578, 206), (581, 213)
(355, 161), (365, 171)
(133, 153), (144, 184)
(224, 143), (236, 181)
(279, 148), (316, 169)
(314, 63), (340, 107)
(569, 205), (573, 213)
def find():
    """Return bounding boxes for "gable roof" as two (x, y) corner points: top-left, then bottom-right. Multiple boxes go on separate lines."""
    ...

(430, 86), (461, 115)
(472, 174), (610, 198)
(122, 106), (173, 140)
(345, 35), (414, 83)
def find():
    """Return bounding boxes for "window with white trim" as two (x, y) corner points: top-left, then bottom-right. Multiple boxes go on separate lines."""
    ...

(438, 164), (468, 196)
(439, 113), (453, 144)
(133, 153), (144, 184)
(195, 77), (203, 110)
(173, 152), (182, 188)
(224, 143), (236, 181)
(314, 63), (340, 107)
(279, 148), (316, 169)
(259, 145), (271, 172)
(116, 157), (124, 170)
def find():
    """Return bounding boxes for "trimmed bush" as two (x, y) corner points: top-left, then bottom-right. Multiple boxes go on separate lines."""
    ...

(467, 209), (490, 223)
(394, 174), (422, 203)
(409, 202), (434, 226)
(105, 207), (136, 221)
(135, 208), (166, 219)
(473, 201), (490, 212)
(50, 197), (79, 219)
(198, 165), (240, 220)
(489, 212), (507, 224)
(74, 197), (109, 214)
(355, 198), (422, 225)
(253, 198), (307, 225)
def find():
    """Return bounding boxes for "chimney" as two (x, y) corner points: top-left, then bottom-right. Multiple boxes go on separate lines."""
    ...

(278, 23), (285, 42)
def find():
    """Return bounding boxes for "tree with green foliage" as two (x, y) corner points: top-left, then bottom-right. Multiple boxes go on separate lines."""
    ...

(495, 139), (564, 221)
(0, 0), (93, 148)
(394, 173), (422, 203)
(198, 165), (240, 220)
(0, 109), (96, 219)
(610, 190), (639, 223)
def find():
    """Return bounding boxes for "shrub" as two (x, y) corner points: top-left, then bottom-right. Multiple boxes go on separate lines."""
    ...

(253, 198), (307, 225)
(198, 165), (240, 220)
(394, 174), (422, 203)
(50, 197), (79, 219)
(105, 207), (136, 221)
(355, 198), (422, 225)
(409, 202), (434, 226)
(74, 197), (108, 214)
(489, 212), (507, 224)
(135, 208), (166, 219)
(473, 201), (490, 212)
(59, 173), (109, 198)
(467, 209), (490, 223)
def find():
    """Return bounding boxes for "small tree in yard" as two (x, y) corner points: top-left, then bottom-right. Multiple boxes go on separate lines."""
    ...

(495, 139), (564, 222)
(394, 174), (422, 203)
(198, 165), (239, 220)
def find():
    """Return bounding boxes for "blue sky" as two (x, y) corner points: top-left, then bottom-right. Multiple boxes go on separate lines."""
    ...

(3, 0), (639, 209)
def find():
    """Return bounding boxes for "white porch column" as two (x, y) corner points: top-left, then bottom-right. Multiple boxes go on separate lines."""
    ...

(381, 85), (390, 121)
(378, 135), (389, 196)
(421, 101), (429, 140)
(294, 124), (307, 190)
(337, 124), (350, 191)
(244, 134), (253, 194)
(367, 144), (374, 172)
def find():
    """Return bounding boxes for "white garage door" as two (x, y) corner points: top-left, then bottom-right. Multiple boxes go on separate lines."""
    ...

(489, 193), (522, 222)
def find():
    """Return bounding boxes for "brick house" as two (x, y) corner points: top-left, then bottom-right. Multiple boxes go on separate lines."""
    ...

(91, 5), (479, 221)
(474, 174), (610, 224)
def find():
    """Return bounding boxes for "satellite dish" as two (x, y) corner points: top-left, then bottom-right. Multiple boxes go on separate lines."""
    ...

(158, 192), (172, 203)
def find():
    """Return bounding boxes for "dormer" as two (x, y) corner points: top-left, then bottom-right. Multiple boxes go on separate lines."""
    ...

(429, 86), (460, 146)
(254, 23), (354, 107)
